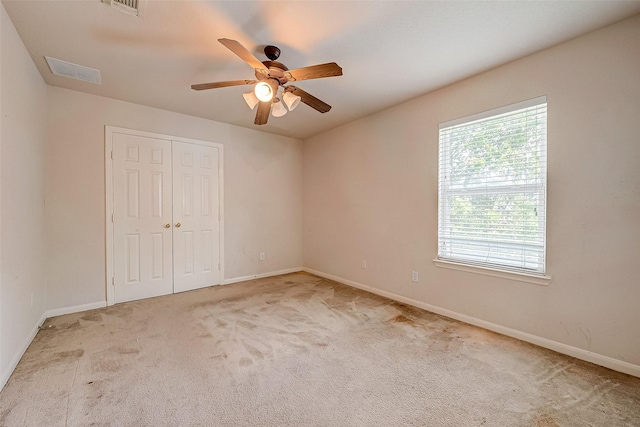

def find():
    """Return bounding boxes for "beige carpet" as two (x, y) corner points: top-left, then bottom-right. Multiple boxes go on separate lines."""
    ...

(1, 272), (639, 426)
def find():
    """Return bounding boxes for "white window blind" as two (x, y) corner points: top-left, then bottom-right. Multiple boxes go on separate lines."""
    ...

(438, 96), (547, 274)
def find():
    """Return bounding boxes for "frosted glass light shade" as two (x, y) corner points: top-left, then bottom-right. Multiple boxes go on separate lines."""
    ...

(271, 98), (287, 117)
(283, 91), (301, 111)
(242, 91), (260, 110)
(254, 81), (275, 102)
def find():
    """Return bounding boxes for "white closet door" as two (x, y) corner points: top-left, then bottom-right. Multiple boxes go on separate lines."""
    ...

(113, 134), (173, 303)
(172, 141), (221, 293)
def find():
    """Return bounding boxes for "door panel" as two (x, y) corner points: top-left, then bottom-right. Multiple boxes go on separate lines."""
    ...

(113, 133), (173, 303)
(172, 141), (221, 293)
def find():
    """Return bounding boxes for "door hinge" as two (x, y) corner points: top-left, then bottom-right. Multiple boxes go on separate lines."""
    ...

(110, 151), (113, 159)
(111, 277), (115, 287)
(111, 214), (114, 223)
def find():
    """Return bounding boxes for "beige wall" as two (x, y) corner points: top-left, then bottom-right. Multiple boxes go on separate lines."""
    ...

(303, 15), (640, 370)
(0, 4), (48, 386)
(46, 87), (303, 311)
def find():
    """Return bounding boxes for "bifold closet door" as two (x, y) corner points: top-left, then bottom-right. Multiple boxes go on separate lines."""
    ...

(113, 133), (174, 303)
(172, 141), (221, 293)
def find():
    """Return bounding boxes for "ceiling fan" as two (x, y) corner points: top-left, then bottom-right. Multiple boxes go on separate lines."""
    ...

(191, 38), (343, 125)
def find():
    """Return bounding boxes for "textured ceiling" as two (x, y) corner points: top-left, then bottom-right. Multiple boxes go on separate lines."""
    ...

(4, 1), (640, 139)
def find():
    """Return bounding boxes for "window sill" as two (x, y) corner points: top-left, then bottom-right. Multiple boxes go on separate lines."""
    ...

(432, 258), (551, 286)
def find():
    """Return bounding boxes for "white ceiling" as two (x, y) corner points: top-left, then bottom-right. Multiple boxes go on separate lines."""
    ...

(4, 1), (640, 140)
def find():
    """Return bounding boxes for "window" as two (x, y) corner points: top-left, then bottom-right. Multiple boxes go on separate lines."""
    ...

(438, 96), (547, 275)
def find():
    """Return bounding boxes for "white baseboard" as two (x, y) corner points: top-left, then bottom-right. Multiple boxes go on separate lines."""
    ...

(0, 312), (47, 392)
(45, 270), (306, 317)
(303, 268), (640, 378)
(44, 270), (307, 316)
(46, 301), (107, 318)
(223, 267), (303, 285)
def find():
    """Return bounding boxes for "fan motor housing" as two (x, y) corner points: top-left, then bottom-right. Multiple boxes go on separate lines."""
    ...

(256, 60), (289, 84)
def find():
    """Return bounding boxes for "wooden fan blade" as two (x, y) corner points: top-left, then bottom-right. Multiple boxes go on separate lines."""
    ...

(191, 80), (257, 91)
(284, 63), (342, 82)
(218, 38), (268, 74)
(254, 101), (271, 125)
(289, 86), (332, 113)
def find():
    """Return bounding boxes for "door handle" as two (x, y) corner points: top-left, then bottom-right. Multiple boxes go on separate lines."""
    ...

(175, 222), (181, 228)
(164, 223), (171, 228)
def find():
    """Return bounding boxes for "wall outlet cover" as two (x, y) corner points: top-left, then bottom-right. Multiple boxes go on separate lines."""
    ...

(411, 271), (419, 283)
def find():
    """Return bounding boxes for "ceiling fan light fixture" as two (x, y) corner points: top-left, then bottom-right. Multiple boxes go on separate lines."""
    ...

(254, 79), (278, 102)
(242, 91), (260, 110)
(191, 39), (342, 125)
(271, 98), (288, 118)
(283, 91), (301, 111)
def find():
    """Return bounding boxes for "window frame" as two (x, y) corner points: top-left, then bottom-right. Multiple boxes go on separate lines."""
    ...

(435, 96), (551, 284)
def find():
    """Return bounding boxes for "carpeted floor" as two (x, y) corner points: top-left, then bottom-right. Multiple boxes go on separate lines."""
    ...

(1, 272), (639, 426)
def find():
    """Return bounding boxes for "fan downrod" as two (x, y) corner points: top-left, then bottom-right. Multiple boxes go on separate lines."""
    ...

(264, 45), (281, 61)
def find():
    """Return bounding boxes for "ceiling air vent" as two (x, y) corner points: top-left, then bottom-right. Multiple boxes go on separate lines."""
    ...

(45, 57), (102, 84)
(102, 0), (140, 17)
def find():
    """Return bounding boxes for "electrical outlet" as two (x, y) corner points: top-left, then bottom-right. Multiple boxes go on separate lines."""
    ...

(361, 259), (367, 269)
(411, 271), (419, 283)
(259, 252), (265, 261)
